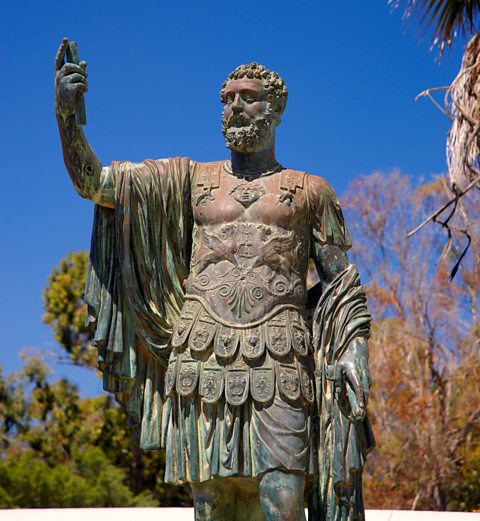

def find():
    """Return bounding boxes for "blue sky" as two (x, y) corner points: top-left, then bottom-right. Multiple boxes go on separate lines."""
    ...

(0, 1), (466, 395)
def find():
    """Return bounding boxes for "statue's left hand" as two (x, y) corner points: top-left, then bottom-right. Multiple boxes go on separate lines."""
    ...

(338, 337), (371, 421)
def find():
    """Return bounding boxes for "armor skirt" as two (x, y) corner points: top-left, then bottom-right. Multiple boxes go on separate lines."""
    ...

(161, 300), (316, 485)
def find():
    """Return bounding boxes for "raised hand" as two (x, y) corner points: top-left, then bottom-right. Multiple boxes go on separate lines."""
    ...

(54, 38), (88, 120)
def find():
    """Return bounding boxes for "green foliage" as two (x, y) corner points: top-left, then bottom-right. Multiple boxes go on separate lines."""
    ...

(43, 251), (95, 368)
(0, 449), (136, 508)
(0, 356), (191, 508)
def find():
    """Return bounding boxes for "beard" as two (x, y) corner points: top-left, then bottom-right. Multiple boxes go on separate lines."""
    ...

(222, 111), (274, 153)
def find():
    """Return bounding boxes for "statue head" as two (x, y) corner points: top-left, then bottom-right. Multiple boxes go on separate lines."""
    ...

(220, 62), (288, 153)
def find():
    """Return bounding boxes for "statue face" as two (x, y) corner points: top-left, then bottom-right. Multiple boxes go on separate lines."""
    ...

(221, 78), (276, 153)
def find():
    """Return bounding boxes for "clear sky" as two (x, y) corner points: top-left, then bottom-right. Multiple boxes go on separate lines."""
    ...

(0, 1), (466, 395)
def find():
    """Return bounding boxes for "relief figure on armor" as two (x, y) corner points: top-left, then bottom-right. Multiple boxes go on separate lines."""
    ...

(55, 37), (375, 521)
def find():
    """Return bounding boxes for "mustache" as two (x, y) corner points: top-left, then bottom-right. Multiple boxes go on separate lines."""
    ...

(224, 114), (252, 128)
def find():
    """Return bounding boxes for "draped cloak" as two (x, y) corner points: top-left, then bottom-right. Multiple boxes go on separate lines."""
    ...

(85, 157), (193, 448)
(84, 157), (374, 520)
(309, 265), (375, 521)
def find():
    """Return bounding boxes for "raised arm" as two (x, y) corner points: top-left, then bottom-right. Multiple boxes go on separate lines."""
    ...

(54, 38), (113, 208)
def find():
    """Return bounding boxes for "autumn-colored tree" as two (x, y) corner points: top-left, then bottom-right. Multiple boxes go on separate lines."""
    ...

(385, 13), (480, 494)
(341, 171), (480, 511)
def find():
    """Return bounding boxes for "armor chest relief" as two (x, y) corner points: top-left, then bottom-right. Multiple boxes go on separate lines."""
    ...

(193, 165), (308, 227)
(186, 164), (310, 326)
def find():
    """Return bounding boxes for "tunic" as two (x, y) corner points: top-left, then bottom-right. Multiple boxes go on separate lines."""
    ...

(163, 160), (319, 483)
(84, 157), (352, 486)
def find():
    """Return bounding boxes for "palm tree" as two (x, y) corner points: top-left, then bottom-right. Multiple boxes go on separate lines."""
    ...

(392, 1), (480, 276)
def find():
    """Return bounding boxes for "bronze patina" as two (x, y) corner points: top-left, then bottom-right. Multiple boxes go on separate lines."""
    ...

(54, 37), (375, 521)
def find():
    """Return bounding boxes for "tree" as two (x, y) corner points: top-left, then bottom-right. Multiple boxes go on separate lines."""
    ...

(385, 15), (480, 503)
(341, 170), (480, 511)
(0, 355), (191, 507)
(0, 357), (138, 507)
(0, 251), (192, 508)
(43, 251), (95, 369)
(390, 1), (480, 56)
(390, 1), (480, 276)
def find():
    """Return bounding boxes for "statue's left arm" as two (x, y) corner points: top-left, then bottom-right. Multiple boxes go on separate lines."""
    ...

(307, 174), (374, 521)
(308, 176), (371, 420)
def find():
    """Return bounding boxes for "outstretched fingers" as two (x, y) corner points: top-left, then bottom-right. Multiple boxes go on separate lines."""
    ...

(55, 38), (69, 71)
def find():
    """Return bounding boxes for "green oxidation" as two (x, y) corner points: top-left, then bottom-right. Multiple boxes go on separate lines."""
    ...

(84, 158), (373, 520)
(311, 265), (374, 521)
(55, 48), (373, 518)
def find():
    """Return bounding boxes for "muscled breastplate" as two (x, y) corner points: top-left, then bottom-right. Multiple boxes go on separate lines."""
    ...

(185, 162), (310, 327)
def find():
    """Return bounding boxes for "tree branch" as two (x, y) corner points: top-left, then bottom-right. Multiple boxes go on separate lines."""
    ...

(449, 407), (480, 455)
(406, 171), (480, 238)
(416, 86), (452, 120)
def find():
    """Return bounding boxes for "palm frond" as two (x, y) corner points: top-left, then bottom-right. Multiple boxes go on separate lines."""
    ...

(390, 0), (480, 55)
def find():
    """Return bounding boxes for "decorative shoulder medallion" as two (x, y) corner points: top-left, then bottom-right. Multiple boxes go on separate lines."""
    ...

(195, 165), (220, 207)
(278, 170), (305, 207)
(229, 181), (265, 208)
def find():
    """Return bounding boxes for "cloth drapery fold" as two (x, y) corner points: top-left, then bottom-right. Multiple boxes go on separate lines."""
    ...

(83, 159), (373, 518)
(309, 265), (375, 521)
(84, 157), (193, 446)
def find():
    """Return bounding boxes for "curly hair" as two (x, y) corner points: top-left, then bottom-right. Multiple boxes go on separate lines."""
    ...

(220, 62), (288, 116)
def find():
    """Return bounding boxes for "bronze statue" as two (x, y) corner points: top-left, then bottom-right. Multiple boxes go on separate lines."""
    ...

(54, 37), (375, 521)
